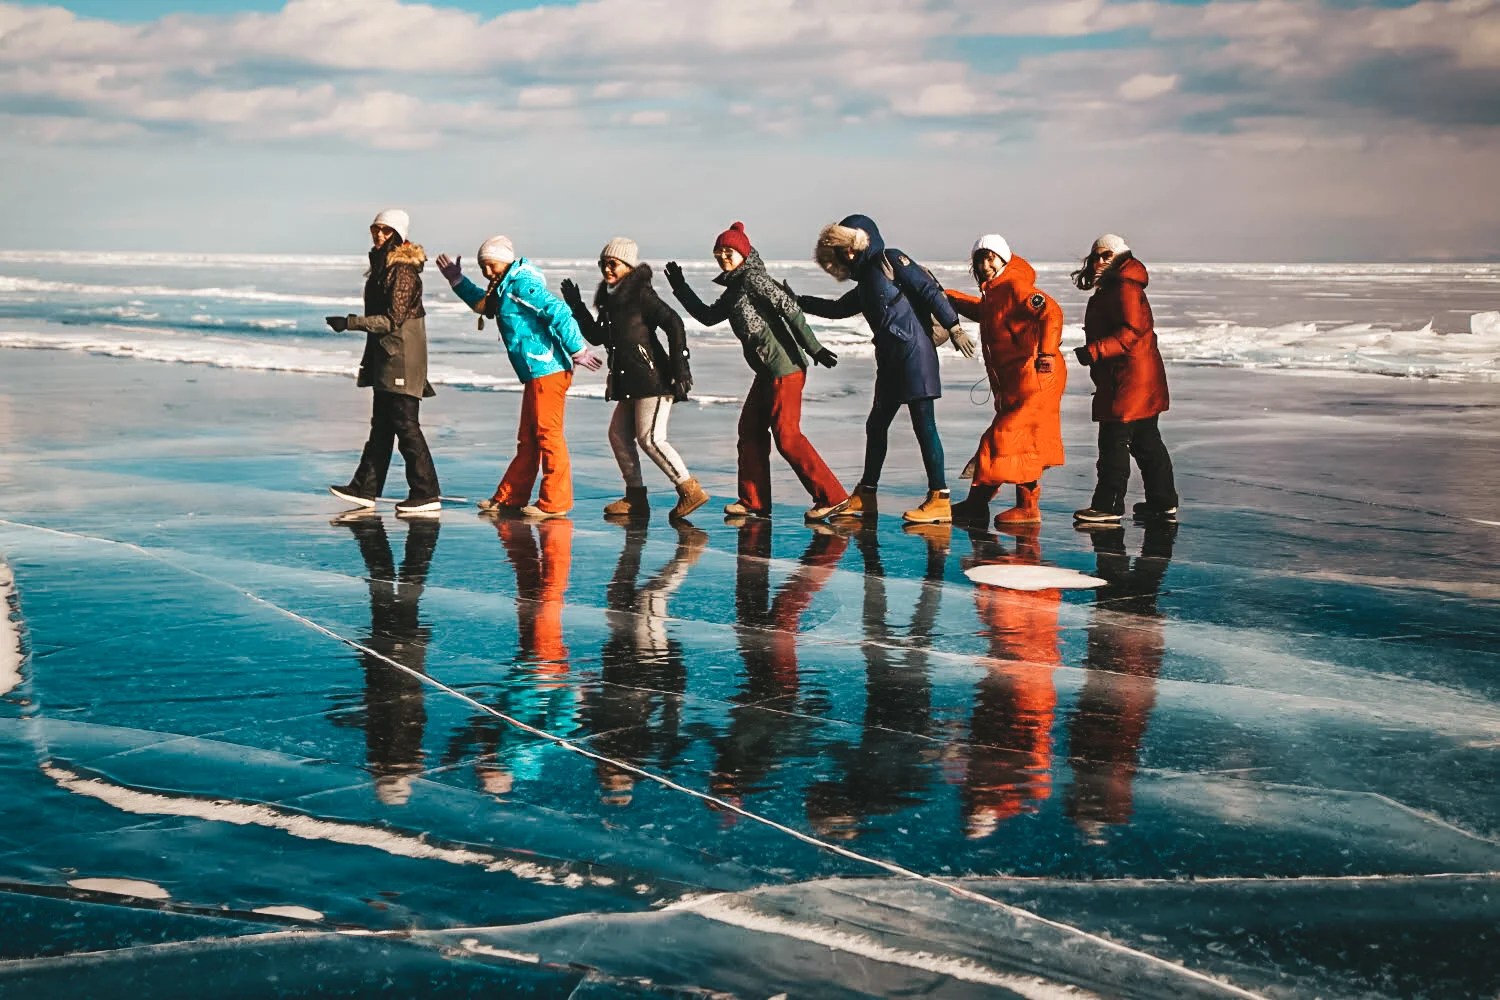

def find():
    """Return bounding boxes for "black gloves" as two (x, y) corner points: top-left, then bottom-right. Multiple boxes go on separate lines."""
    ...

(663, 261), (687, 289)
(325, 315), (349, 333)
(812, 347), (839, 369)
(559, 278), (583, 307)
(1074, 346), (1093, 367)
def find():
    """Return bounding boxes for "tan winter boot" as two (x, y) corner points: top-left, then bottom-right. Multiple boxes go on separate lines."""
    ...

(902, 489), (952, 524)
(994, 482), (1042, 527)
(603, 486), (650, 519)
(830, 483), (877, 521)
(670, 477), (710, 521)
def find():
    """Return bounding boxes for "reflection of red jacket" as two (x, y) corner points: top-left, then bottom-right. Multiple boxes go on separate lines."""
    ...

(947, 255), (1067, 485)
(1080, 258), (1169, 423)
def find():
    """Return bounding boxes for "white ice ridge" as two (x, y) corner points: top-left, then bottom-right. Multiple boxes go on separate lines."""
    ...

(41, 763), (617, 889)
(0, 516), (1269, 1000)
(963, 565), (1107, 591)
(66, 877), (169, 900)
(670, 895), (1105, 999)
(0, 560), (22, 697)
(252, 905), (324, 922)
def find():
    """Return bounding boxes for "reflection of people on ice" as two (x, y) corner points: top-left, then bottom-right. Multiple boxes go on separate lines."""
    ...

(805, 522), (944, 840)
(330, 511), (439, 806)
(1067, 521), (1176, 840)
(665, 222), (849, 522)
(436, 236), (601, 519)
(327, 209), (442, 515)
(958, 525), (1062, 838)
(1070, 235), (1179, 525)
(710, 523), (848, 814)
(441, 517), (576, 797)
(946, 235), (1067, 530)
(801, 215), (975, 526)
(580, 521), (707, 806)
(561, 238), (709, 523)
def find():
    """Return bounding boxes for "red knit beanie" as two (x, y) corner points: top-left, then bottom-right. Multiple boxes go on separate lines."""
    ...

(713, 221), (752, 258)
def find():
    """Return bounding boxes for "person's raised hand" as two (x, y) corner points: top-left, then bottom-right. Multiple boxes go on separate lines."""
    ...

(560, 278), (583, 306)
(663, 261), (686, 287)
(1035, 353), (1054, 374)
(325, 315), (349, 333)
(1073, 345), (1093, 367)
(812, 347), (839, 369)
(435, 253), (463, 285)
(572, 347), (604, 372)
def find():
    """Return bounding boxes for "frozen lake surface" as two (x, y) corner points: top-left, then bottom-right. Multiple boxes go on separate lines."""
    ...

(0, 333), (1498, 996)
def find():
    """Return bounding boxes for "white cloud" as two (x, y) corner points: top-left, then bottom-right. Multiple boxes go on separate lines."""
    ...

(1117, 73), (1177, 101)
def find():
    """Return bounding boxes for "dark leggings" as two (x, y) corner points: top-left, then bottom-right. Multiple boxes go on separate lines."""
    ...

(1090, 416), (1178, 513)
(863, 397), (946, 492)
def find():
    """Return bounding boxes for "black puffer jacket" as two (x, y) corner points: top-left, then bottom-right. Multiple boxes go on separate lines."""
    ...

(567, 264), (691, 401)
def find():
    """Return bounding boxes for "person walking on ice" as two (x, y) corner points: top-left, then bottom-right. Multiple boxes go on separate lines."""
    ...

(560, 238), (709, 522)
(435, 236), (602, 519)
(799, 214), (976, 527)
(1070, 234), (1179, 525)
(664, 222), (850, 523)
(945, 235), (1067, 529)
(327, 208), (443, 515)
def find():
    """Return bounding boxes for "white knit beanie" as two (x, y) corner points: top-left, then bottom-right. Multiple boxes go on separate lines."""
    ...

(478, 235), (516, 266)
(371, 209), (410, 241)
(599, 237), (639, 269)
(971, 234), (1012, 264)
(1092, 233), (1130, 256)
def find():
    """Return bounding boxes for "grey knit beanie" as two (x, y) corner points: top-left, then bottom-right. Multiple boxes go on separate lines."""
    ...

(599, 237), (640, 269)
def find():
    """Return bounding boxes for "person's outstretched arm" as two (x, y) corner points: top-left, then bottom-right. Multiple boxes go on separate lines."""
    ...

(560, 279), (604, 346)
(892, 255), (963, 331)
(436, 254), (491, 314)
(760, 278), (837, 367)
(797, 288), (861, 320)
(663, 261), (729, 327)
(945, 289), (982, 323)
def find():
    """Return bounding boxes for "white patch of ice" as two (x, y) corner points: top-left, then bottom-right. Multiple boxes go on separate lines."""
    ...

(42, 764), (585, 888)
(458, 937), (541, 963)
(1472, 311), (1500, 337)
(252, 905), (324, 921)
(0, 561), (22, 697)
(964, 565), (1106, 591)
(678, 896), (1104, 999)
(68, 877), (169, 899)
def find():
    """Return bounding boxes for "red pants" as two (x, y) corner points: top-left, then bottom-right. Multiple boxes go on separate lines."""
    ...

(738, 371), (846, 512)
(494, 370), (573, 513)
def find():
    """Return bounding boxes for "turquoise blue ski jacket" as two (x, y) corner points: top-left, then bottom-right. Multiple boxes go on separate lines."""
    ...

(453, 259), (587, 382)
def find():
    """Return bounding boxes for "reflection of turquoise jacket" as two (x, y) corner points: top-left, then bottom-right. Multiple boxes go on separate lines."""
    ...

(454, 259), (586, 382)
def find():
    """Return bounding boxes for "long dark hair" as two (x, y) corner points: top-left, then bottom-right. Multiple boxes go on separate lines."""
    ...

(1071, 249), (1132, 291)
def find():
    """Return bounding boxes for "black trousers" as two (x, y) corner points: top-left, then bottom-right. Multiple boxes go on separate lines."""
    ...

(350, 390), (440, 499)
(1090, 416), (1177, 513)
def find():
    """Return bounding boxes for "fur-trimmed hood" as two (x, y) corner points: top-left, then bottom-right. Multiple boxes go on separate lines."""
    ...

(593, 261), (653, 308)
(814, 214), (884, 282)
(386, 241), (427, 268)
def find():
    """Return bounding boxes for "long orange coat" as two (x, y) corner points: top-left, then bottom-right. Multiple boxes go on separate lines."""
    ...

(946, 255), (1066, 487)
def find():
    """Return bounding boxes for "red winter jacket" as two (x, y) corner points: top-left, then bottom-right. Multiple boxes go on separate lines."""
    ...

(1079, 258), (1169, 423)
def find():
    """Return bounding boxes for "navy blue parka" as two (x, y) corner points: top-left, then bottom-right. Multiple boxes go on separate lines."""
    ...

(798, 215), (960, 405)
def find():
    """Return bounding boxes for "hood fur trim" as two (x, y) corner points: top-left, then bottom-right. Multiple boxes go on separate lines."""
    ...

(814, 223), (869, 282)
(387, 242), (427, 268)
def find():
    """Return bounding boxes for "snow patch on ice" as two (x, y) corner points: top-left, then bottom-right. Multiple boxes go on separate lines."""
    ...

(0, 561), (22, 697)
(1471, 311), (1500, 337)
(458, 938), (541, 963)
(252, 905), (324, 921)
(964, 565), (1106, 591)
(68, 877), (169, 899)
(676, 895), (1104, 998)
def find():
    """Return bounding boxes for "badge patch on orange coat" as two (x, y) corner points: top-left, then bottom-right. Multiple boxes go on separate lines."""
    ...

(1029, 293), (1046, 312)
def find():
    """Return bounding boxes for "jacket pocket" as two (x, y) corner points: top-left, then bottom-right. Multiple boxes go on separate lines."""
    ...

(378, 333), (402, 357)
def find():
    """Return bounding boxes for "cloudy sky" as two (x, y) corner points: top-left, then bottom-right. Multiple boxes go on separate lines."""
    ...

(1, 0), (1497, 261)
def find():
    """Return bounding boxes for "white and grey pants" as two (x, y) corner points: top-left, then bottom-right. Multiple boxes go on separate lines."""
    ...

(609, 396), (690, 488)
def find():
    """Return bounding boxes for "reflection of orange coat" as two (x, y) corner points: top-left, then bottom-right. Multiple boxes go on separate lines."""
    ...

(495, 518), (572, 669)
(946, 255), (1066, 486)
(960, 528), (1061, 832)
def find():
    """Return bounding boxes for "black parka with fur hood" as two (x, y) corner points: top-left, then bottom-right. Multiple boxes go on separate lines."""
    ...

(349, 238), (435, 399)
